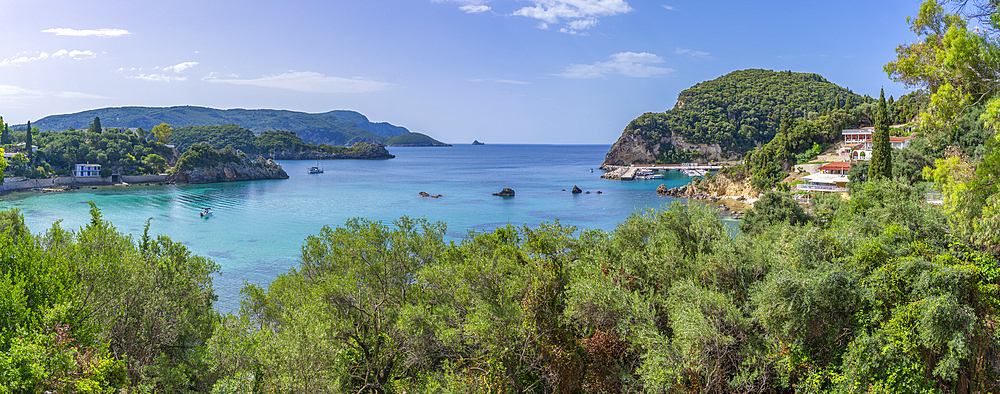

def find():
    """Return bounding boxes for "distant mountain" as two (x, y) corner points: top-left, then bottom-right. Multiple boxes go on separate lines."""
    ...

(21, 106), (445, 146)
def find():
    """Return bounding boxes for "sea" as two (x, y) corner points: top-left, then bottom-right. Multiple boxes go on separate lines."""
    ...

(1, 144), (729, 312)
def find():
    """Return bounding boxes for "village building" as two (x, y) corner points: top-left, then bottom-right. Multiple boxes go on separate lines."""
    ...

(73, 163), (101, 177)
(819, 161), (851, 175)
(797, 173), (849, 193)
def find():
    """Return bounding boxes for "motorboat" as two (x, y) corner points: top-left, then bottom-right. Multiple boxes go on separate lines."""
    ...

(200, 208), (213, 217)
(308, 166), (324, 174)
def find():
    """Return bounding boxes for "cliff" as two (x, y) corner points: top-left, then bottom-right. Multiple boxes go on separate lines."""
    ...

(601, 69), (867, 169)
(168, 155), (289, 184)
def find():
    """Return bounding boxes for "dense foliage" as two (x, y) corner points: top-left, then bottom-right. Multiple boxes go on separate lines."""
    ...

(195, 178), (997, 393)
(29, 127), (173, 176)
(171, 124), (354, 156)
(619, 69), (869, 162)
(0, 205), (219, 392)
(173, 142), (244, 172)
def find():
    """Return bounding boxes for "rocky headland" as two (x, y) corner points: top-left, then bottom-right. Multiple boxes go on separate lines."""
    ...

(168, 155), (289, 184)
(266, 142), (395, 160)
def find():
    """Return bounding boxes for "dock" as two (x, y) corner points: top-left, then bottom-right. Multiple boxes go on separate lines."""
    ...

(610, 163), (736, 180)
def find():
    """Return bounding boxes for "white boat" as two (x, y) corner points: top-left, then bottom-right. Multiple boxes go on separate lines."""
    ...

(200, 208), (213, 217)
(682, 169), (708, 177)
(633, 169), (663, 180)
(308, 165), (324, 174)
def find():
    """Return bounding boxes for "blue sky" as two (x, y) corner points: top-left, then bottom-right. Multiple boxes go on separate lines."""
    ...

(0, 0), (924, 143)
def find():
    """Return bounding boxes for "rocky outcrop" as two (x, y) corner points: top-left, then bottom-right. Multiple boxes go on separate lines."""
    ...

(601, 131), (657, 170)
(168, 155), (289, 184)
(493, 188), (515, 197)
(601, 129), (738, 170)
(265, 143), (395, 160)
(571, 185), (582, 194)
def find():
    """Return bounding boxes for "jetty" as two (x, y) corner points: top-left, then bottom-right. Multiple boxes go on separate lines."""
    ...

(603, 162), (739, 180)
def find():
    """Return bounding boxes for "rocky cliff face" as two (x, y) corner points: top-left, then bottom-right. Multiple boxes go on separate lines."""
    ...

(601, 131), (658, 170)
(168, 155), (289, 184)
(266, 143), (395, 160)
(600, 129), (737, 170)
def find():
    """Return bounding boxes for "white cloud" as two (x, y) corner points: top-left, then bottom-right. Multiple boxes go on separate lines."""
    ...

(0, 49), (96, 66)
(556, 52), (674, 79)
(42, 28), (131, 37)
(663, 5), (676, 10)
(131, 74), (187, 82)
(437, 0), (630, 33)
(0, 84), (111, 106)
(512, 0), (631, 27)
(460, 4), (490, 12)
(163, 61), (199, 73)
(204, 71), (394, 93)
(675, 47), (710, 58)
(469, 78), (532, 85)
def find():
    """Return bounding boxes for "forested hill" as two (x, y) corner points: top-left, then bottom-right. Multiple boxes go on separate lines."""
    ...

(602, 69), (870, 167)
(23, 106), (443, 146)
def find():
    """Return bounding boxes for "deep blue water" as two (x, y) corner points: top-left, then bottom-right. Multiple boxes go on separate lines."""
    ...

(2, 144), (716, 311)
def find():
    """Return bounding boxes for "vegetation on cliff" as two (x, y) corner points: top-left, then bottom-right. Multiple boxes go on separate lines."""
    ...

(171, 125), (395, 159)
(603, 70), (927, 167)
(384, 132), (450, 146)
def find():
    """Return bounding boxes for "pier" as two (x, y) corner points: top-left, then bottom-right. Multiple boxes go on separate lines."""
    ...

(601, 162), (741, 181)
(611, 163), (737, 180)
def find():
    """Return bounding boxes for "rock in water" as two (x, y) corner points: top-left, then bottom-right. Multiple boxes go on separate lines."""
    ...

(572, 185), (582, 194)
(493, 188), (515, 197)
(656, 184), (668, 195)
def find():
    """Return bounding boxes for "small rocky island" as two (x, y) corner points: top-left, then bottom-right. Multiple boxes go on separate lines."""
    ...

(473, 140), (485, 145)
(167, 143), (289, 184)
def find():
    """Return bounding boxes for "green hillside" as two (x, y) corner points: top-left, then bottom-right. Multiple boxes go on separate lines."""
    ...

(385, 132), (450, 146)
(24, 106), (438, 146)
(604, 69), (873, 165)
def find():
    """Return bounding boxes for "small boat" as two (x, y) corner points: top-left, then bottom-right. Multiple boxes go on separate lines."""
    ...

(308, 165), (324, 174)
(681, 169), (708, 177)
(200, 208), (213, 217)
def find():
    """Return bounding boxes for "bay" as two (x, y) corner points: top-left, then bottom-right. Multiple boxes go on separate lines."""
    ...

(1, 144), (719, 311)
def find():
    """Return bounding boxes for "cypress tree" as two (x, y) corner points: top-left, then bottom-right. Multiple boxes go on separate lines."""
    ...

(25, 120), (32, 161)
(89, 116), (102, 133)
(868, 89), (892, 180)
(0, 116), (5, 145)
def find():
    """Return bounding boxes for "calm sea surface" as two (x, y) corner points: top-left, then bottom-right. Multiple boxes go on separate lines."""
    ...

(2, 144), (725, 311)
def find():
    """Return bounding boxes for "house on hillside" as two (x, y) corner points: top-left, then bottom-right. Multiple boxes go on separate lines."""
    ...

(890, 136), (914, 149)
(819, 161), (850, 175)
(842, 127), (874, 144)
(797, 173), (849, 193)
(73, 163), (101, 177)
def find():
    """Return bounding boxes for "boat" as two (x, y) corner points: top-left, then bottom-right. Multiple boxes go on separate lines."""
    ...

(681, 169), (708, 177)
(633, 168), (663, 180)
(308, 162), (324, 174)
(200, 208), (213, 217)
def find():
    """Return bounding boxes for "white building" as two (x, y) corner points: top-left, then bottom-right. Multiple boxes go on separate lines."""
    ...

(797, 173), (850, 193)
(73, 163), (101, 177)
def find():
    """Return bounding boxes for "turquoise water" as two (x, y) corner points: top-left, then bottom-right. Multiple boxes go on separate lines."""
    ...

(2, 145), (714, 311)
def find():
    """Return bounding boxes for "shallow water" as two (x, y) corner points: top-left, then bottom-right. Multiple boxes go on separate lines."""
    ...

(2, 144), (726, 311)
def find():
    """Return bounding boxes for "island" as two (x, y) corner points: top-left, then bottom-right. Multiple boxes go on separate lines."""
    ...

(472, 140), (485, 145)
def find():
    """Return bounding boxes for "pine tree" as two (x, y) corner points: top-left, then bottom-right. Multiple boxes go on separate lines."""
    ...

(868, 89), (893, 180)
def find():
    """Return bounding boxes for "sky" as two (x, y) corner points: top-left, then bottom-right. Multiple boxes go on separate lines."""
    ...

(0, 0), (926, 144)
